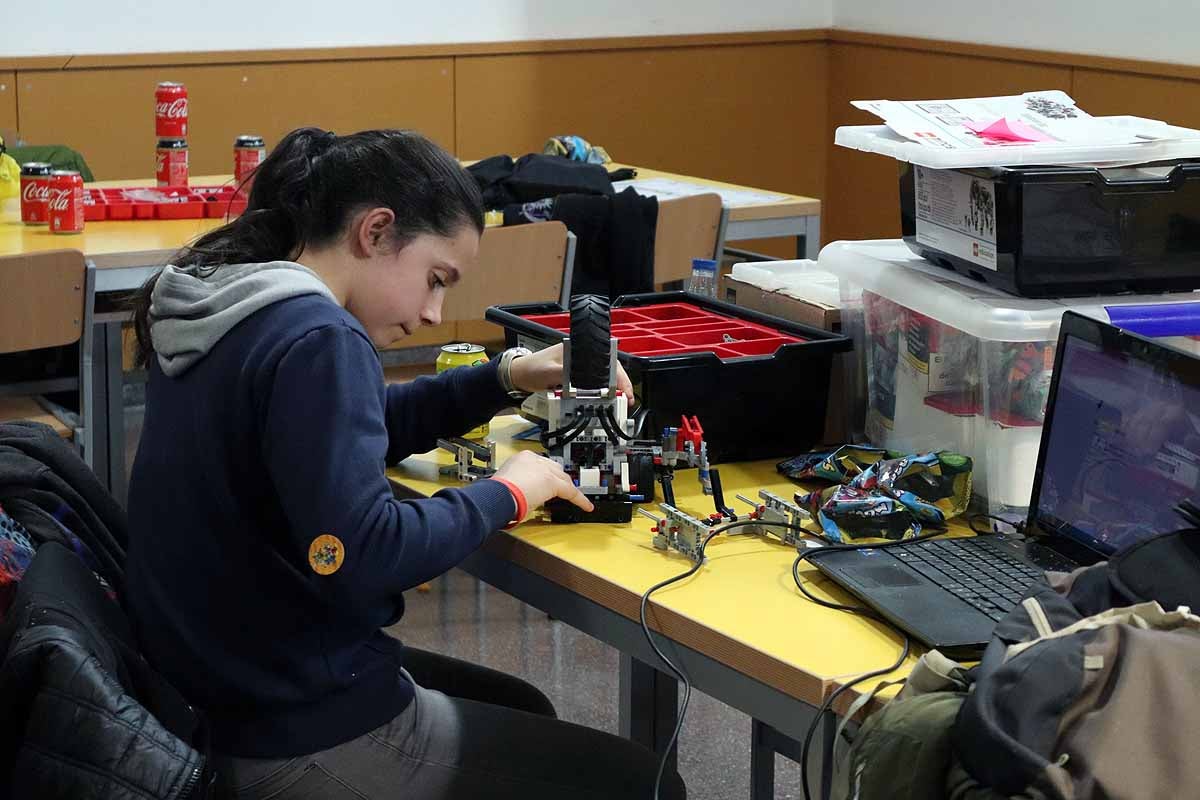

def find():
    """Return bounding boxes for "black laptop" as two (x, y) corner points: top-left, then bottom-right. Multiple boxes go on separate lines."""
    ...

(811, 311), (1200, 657)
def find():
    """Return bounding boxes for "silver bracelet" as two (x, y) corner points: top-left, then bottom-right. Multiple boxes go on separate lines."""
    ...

(498, 347), (533, 401)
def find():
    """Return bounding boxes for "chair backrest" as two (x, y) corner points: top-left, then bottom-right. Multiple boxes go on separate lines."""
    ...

(0, 250), (89, 354)
(380, 221), (571, 351)
(653, 193), (723, 286)
(443, 221), (571, 348)
(441, 221), (570, 323)
(0, 250), (95, 466)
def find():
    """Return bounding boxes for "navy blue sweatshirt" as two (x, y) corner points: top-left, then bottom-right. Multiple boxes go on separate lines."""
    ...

(126, 293), (516, 757)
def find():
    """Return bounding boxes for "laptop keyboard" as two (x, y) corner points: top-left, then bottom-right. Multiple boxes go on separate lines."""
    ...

(889, 537), (1046, 622)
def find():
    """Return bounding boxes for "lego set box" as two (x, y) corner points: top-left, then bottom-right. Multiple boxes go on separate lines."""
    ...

(898, 160), (1200, 298)
(486, 291), (852, 463)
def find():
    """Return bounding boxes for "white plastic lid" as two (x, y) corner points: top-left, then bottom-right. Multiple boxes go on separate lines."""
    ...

(818, 240), (1200, 342)
(835, 116), (1200, 170)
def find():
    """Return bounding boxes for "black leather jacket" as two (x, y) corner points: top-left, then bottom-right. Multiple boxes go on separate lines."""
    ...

(0, 542), (209, 799)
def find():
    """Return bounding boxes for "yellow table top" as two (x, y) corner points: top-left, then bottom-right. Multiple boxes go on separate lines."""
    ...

(0, 165), (818, 268)
(389, 415), (957, 708)
(0, 174), (230, 269)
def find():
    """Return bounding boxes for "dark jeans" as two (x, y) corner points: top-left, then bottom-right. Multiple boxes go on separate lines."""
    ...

(214, 647), (687, 800)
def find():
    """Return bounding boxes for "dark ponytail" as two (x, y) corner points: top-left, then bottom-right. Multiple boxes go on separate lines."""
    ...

(130, 127), (483, 367)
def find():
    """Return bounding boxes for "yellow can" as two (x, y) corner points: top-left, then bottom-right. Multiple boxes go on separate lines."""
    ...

(437, 343), (490, 439)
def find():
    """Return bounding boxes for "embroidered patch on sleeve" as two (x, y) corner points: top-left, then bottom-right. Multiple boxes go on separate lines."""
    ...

(308, 534), (345, 575)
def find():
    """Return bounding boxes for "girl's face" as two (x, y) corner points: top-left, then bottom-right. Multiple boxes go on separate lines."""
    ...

(345, 224), (479, 349)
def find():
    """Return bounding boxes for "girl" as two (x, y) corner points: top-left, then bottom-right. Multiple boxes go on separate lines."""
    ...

(127, 127), (684, 799)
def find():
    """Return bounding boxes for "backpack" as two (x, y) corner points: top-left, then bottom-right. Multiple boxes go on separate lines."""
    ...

(953, 527), (1200, 800)
(834, 528), (1200, 800)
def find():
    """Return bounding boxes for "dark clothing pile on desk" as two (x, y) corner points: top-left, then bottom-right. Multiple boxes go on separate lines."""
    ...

(469, 154), (656, 301)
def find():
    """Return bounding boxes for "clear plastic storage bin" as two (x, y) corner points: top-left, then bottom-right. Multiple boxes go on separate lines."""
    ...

(818, 240), (1200, 517)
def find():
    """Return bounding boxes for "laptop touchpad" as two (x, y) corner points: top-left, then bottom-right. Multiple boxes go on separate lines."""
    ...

(856, 565), (924, 588)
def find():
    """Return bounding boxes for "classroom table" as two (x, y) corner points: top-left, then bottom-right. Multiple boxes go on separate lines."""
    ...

(0, 168), (820, 502)
(611, 164), (823, 260)
(389, 415), (964, 799)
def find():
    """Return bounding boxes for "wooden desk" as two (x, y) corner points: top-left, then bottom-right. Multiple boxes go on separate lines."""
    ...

(611, 164), (822, 260)
(389, 416), (949, 799)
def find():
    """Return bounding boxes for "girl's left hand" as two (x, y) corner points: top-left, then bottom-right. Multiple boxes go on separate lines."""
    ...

(508, 343), (636, 403)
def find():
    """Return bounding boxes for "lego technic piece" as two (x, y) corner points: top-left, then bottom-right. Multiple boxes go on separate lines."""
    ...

(437, 437), (497, 482)
(638, 505), (712, 564)
(732, 489), (814, 548)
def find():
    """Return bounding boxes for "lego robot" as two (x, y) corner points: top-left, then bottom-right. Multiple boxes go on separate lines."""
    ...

(530, 294), (713, 523)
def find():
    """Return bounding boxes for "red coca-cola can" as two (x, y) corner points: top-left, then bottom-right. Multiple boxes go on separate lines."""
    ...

(234, 135), (266, 189)
(155, 81), (189, 138)
(19, 162), (53, 225)
(156, 138), (189, 188)
(48, 170), (85, 235)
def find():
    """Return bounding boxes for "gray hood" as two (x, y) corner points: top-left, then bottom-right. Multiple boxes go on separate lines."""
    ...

(150, 261), (337, 377)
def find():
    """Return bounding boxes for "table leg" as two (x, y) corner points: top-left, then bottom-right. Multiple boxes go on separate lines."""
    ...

(821, 708), (836, 800)
(798, 215), (822, 261)
(751, 718), (775, 800)
(619, 653), (679, 774)
(103, 322), (127, 505)
(89, 322), (112, 495)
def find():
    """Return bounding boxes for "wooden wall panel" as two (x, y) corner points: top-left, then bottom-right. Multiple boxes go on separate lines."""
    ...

(0, 73), (15, 139)
(17, 59), (455, 180)
(1072, 70), (1200, 131)
(824, 44), (1072, 245)
(456, 42), (828, 258)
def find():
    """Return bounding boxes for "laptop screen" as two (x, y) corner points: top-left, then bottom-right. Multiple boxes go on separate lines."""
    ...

(1032, 314), (1200, 556)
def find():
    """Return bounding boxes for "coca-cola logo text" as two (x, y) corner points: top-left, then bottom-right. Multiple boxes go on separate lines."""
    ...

(21, 182), (49, 203)
(155, 98), (189, 119)
(156, 153), (166, 171)
(47, 188), (73, 212)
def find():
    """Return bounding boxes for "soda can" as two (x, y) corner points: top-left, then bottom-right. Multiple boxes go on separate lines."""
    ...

(155, 81), (189, 137)
(48, 170), (85, 234)
(156, 138), (189, 188)
(234, 135), (266, 189)
(437, 344), (490, 439)
(19, 162), (53, 225)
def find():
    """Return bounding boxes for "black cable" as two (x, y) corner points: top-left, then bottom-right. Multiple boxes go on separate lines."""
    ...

(788, 528), (948, 616)
(541, 410), (593, 449)
(596, 407), (633, 446)
(966, 513), (1026, 536)
(798, 636), (911, 800)
(1177, 499), (1200, 528)
(640, 528), (721, 800)
(637, 517), (947, 800)
(784, 527), (951, 800)
(631, 406), (651, 437)
(601, 406), (638, 442)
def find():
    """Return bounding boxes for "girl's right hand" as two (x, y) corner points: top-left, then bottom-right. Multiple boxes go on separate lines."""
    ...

(493, 451), (594, 517)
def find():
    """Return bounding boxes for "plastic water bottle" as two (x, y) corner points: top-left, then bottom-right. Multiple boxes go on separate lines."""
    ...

(688, 258), (718, 298)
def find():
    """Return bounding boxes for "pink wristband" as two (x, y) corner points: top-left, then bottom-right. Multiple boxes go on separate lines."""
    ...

(492, 477), (527, 529)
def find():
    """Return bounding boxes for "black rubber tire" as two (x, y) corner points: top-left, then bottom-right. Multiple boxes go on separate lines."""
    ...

(629, 453), (656, 503)
(569, 294), (612, 390)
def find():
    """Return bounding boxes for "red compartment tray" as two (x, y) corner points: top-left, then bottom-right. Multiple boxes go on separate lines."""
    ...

(518, 302), (805, 359)
(81, 185), (248, 221)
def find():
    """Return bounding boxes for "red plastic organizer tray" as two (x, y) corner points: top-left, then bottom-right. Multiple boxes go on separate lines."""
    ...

(82, 185), (248, 222)
(521, 302), (805, 359)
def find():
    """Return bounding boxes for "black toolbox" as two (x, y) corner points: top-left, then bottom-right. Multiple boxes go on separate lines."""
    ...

(899, 160), (1200, 298)
(486, 291), (853, 463)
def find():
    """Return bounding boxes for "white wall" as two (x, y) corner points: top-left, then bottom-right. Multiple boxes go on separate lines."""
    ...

(835, 0), (1200, 67)
(5, 0), (833, 57)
